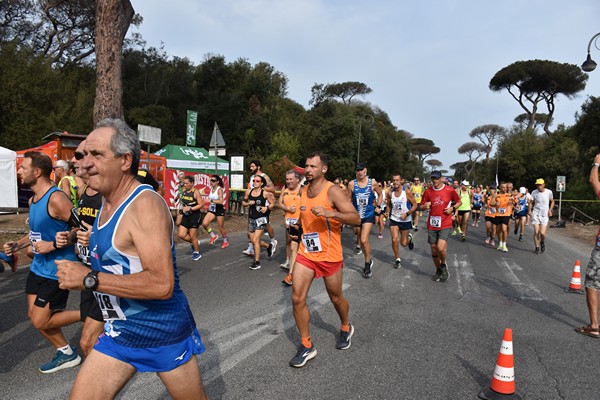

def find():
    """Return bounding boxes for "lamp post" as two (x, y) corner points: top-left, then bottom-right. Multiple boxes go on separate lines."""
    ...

(356, 114), (375, 164)
(581, 32), (600, 72)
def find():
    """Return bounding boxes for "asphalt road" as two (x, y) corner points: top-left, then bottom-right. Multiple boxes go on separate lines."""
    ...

(0, 218), (598, 399)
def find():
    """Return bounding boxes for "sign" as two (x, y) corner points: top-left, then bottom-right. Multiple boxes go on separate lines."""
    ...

(209, 149), (226, 156)
(138, 125), (161, 145)
(556, 175), (566, 192)
(209, 122), (226, 147)
(230, 155), (245, 172)
(186, 110), (198, 146)
(230, 173), (245, 190)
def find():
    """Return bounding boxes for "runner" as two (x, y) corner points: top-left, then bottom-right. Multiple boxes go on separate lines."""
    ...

(530, 178), (555, 254)
(201, 175), (229, 249)
(56, 118), (207, 399)
(54, 159), (79, 207)
(174, 171), (186, 227)
(348, 162), (382, 278)
(3, 151), (81, 373)
(491, 182), (513, 252)
(375, 181), (387, 239)
(178, 175), (203, 261)
(289, 151), (360, 368)
(484, 186), (497, 247)
(574, 153), (600, 339)
(411, 177), (424, 231)
(277, 170), (303, 286)
(387, 174), (417, 268)
(456, 180), (472, 241)
(513, 187), (531, 242)
(472, 185), (483, 227)
(54, 140), (104, 357)
(242, 175), (277, 270)
(420, 170), (461, 282)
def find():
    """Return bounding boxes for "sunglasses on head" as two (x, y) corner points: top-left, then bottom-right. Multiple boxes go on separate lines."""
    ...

(74, 151), (85, 160)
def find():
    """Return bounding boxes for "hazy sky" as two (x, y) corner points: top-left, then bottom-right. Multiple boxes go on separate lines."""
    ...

(131, 0), (600, 173)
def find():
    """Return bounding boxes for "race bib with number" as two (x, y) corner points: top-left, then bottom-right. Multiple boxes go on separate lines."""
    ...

(209, 203), (216, 212)
(77, 243), (90, 265)
(499, 208), (506, 214)
(255, 216), (268, 226)
(93, 292), (126, 321)
(302, 232), (322, 252)
(357, 195), (369, 207)
(488, 207), (496, 214)
(29, 231), (42, 254)
(429, 216), (442, 228)
(286, 218), (298, 226)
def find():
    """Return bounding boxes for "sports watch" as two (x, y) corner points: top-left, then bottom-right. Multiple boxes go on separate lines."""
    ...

(83, 271), (99, 290)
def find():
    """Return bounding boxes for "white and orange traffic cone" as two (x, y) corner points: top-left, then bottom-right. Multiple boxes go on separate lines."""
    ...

(479, 328), (522, 400)
(565, 260), (585, 294)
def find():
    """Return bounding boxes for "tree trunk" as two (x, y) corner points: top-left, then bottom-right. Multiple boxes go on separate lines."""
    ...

(93, 0), (134, 124)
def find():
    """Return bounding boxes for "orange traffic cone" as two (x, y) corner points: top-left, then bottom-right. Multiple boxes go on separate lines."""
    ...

(565, 260), (585, 294)
(478, 328), (522, 400)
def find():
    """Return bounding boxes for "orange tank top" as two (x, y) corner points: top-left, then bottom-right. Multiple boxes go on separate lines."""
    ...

(299, 181), (343, 262)
(495, 193), (513, 217)
(281, 188), (301, 224)
(485, 197), (497, 217)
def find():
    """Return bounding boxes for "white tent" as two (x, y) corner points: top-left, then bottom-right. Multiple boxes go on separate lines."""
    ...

(0, 146), (18, 209)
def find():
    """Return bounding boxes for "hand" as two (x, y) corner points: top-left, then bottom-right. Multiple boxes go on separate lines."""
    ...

(311, 206), (332, 218)
(56, 260), (89, 290)
(55, 231), (70, 248)
(33, 240), (54, 255)
(3, 241), (16, 256)
(594, 153), (600, 165)
(548, 210), (553, 217)
(400, 213), (408, 221)
(77, 222), (93, 247)
(444, 206), (454, 215)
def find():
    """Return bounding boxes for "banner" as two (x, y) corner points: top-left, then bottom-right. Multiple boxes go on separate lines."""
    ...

(186, 110), (198, 146)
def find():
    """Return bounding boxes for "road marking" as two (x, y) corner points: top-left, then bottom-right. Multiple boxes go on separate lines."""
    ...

(496, 258), (545, 300)
(450, 254), (477, 297)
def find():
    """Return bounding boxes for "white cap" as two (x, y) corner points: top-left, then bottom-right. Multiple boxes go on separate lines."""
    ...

(519, 187), (526, 194)
(461, 180), (469, 186)
(54, 159), (69, 171)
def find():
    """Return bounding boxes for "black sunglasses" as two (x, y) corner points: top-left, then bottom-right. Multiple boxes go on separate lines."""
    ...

(74, 151), (85, 160)
(210, 179), (217, 182)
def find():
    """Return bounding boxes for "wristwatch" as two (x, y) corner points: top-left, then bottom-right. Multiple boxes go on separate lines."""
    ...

(83, 271), (99, 290)
(593, 163), (600, 167)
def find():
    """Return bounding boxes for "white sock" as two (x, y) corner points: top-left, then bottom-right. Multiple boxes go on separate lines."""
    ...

(58, 344), (73, 355)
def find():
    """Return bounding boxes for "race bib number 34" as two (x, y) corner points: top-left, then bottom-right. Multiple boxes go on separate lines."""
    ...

(302, 232), (322, 252)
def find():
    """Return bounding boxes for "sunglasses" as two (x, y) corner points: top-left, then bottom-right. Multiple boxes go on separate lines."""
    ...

(74, 151), (85, 160)
(210, 179), (217, 182)
(253, 179), (262, 183)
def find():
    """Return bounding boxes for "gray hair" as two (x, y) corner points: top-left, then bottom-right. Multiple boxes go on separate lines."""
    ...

(286, 169), (300, 180)
(95, 118), (140, 175)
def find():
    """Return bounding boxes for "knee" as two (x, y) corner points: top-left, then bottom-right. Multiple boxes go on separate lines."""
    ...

(30, 313), (48, 330)
(329, 294), (345, 307)
(177, 231), (186, 239)
(291, 292), (306, 308)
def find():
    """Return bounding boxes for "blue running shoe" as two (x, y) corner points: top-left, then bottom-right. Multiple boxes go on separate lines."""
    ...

(336, 324), (354, 350)
(192, 252), (202, 261)
(39, 349), (82, 374)
(289, 344), (317, 368)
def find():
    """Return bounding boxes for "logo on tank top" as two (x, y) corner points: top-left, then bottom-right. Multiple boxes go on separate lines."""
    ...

(300, 206), (306, 211)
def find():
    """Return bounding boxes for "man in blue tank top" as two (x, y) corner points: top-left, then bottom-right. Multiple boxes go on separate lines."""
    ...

(56, 119), (207, 399)
(347, 162), (382, 278)
(3, 151), (82, 374)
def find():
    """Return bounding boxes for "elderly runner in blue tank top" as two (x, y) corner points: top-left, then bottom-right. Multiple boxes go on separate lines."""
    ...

(56, 119), (207, 400)
(347, 162), (382, 278)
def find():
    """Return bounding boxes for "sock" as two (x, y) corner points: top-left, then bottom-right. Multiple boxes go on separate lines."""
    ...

(341, 323), (351, 333)
(223, 236), (229, 242)
(210, 231), (217, 238)
(58, 344), (73, 355)
(270, 237), (276, 243)
(301, 337), (312, 348)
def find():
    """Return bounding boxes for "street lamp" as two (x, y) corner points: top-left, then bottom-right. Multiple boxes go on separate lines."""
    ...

(356, 114), (375, 164)
(581, 32), (600, 72)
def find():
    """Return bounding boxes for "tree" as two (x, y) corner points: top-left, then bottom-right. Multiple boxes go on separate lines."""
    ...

(457, 142), (487, 178)
(489, 60), (587, 136)
(93, 0), (135, 123)
(409, 138), (440, 167)
(468, 124), (507, 161)
(425, 159), (442, 172)
(513, 113), (549, 132)
(309, 81), (372, 106)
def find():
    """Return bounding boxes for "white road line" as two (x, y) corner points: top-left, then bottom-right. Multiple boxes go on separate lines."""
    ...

(497, 258), (545, 300)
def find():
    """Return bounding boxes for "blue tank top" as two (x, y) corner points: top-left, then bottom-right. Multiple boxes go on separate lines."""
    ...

(352, 178), (376, 219)
(29, 186), (78, 280)
(90, 185), (196, 348)
(473, 193), (483, 207)
(517, 196), (528, 213)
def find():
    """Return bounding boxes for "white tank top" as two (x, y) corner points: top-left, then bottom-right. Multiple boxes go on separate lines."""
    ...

(390, 189), (411, 223)
(209, 186), (220, 202)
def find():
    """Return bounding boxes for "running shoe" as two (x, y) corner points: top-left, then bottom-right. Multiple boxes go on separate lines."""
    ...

(414, 226), (419, 232)
(408, 233), (414, 250)
(9, 253), (18, 273)
(270, 239), (278, 255)
(502, 244), (508, 252)
(242, 248), (255, 256)
(457, 227), (462, 234)
(249, 261), (261, 270)
(452, 230), (457, 237)
(378, 233), (383, 239)
(289, 344), (317, 368)
(394, 258), (402, 269)
(490, 240), (495, 247)
(267, 243), (275, 258)
(518, 234), (523, 242)
(432, 267), (442, 282)
(461, 234), (466, 242)
(540, 241), (545, 253)
(221, 241), (229, 249)
(472, 222), (476, 227)
(363, 259), (373, 278)
(282, 274), (292, 286)
(192, 252), (202, 261)
(485, 237), (490, 245)
(39, 349), (81, 374)
(440, 264), (449, 282)
(336, 324), (354, 350)
(514, 227), (518, 235)
(209, 234), (219, 245)
(354, 246), (362, 255)
(497, 243), (503, 251)
(280, 260), (290, 270)
(475, 222), (479, 227)
(535, 246), (540, 254)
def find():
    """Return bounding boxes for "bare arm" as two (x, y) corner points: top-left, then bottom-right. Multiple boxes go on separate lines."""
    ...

(591, 153), (600, 195)
(404, 190), (419, 218)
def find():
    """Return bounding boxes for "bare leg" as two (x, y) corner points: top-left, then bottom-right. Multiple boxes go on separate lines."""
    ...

(158, 355), (208, 400)
(291, 263), (316, 338)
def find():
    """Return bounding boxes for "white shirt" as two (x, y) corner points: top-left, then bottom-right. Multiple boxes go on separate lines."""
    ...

(531, 188), (553, 215)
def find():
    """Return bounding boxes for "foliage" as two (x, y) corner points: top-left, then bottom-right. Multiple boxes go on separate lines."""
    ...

(468, 124), (507, 161)
(309, 81), (372, 106)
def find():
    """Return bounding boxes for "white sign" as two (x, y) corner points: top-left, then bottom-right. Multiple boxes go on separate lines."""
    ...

(556, 175), (566, 192)
(230, 173), (245, 190)
(208, 149), (226, 156)
(230, 156), (245, 172)
(138, 125), (162, 145)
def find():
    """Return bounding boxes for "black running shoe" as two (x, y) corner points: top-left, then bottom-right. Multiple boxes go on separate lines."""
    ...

(518, 234), (523, 242)
(408, 233), (414, 250)
(249, 261), (261, 270)
(289, 345), (317, 368)
(535, 247), (540, 254)
(432, 268), (442, 282)
(540, 241), (545, 253)
(514, 227), (518, 235)
(363, 259), (373, 278)
(267, 243), (274, 258)
(336, 324), (354, 350)
(440, 264), (449, 282)
(354, 246), (362, 255)
(394, 258), (402, 269)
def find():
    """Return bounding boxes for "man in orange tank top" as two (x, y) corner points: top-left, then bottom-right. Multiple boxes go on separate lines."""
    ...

(277, 170), (303, 286)
(289, 151), (360, 368)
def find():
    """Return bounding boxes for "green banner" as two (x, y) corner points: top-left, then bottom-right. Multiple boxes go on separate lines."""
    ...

(186, 110), (198, 146)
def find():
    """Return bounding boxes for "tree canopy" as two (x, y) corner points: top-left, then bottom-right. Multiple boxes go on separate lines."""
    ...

(309, 81), (372, 106)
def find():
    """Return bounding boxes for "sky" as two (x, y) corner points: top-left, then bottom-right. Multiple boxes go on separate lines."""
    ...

(131, 0), (600, 174)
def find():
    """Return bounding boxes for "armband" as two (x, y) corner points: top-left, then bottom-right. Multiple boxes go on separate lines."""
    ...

(52, 240), (58, 250)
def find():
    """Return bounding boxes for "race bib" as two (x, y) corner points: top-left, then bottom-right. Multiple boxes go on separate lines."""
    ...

(488, 207), (496, 214)
(429, 216), (442, 228)
(29, 231), (42, 254)
(255, 216), (268, 226)
(93, 292), (126, 321)
(499, 208), (506, 214)
(209, 203), (216, 212)
(302, 232), (322, 252)
(358, 197), (368, 207)
(286, 218), (298, 226)
(77, 243), (90, 265)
